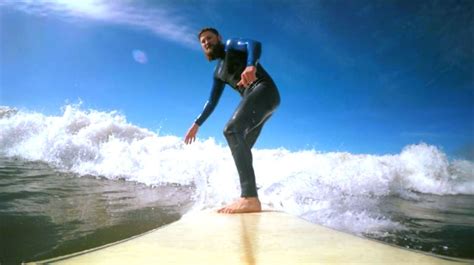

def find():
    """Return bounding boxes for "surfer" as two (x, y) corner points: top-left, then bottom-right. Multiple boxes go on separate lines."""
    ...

(184, 28), (280, 214)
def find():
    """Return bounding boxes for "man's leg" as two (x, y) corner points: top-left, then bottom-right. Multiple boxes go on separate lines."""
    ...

(219, 83), (279, 213)
(223, 107), (265, 198)
(244, 114), (271, 149)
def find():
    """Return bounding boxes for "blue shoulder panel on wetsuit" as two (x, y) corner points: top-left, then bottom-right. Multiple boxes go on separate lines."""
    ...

(225, 38), (262, 66)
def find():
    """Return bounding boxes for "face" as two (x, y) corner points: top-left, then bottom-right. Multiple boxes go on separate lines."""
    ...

(199, 31), (222, 58)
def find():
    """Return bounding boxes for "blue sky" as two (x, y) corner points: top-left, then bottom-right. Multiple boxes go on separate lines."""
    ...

(1, 0), (473, 158)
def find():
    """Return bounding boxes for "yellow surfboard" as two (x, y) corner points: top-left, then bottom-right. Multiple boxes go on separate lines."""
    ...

(31, 211), (466, 264)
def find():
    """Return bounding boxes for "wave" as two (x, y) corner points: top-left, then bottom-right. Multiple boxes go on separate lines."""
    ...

(1, 104), (473, 234)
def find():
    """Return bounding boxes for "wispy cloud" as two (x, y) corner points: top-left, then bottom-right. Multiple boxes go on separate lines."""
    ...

(1, 0), (198, 49)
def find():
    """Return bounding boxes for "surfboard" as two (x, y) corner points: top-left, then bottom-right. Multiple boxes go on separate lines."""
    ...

(30, 211), (464, 264)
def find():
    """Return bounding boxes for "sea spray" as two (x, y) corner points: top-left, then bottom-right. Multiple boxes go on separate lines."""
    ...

(1, 105), (473, 235)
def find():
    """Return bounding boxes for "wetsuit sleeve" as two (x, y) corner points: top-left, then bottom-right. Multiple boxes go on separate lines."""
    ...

(225, 38), (262, 66)
(194, 78), (225, 126)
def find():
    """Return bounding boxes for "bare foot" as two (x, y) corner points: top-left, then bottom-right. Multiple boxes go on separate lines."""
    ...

(217, 197), (262, 214)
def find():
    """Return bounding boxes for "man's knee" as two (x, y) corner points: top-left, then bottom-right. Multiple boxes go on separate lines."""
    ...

(223, 121), (238, 138)
(224, 118), (249, 138)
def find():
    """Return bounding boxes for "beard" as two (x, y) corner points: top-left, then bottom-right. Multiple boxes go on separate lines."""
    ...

(205, 42), (225, 61)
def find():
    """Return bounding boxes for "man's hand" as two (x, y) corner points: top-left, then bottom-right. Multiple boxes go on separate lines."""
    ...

(184, 123), (199, 144)
(237, 66), (257, 88)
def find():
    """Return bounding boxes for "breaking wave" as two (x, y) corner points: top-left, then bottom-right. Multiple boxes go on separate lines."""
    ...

(1, 105), (473, 235)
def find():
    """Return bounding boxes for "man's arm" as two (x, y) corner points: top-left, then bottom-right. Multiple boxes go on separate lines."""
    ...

(195, 78), (225, 126)
(185, 78), (225, 144)
(226, 38), (262, 88)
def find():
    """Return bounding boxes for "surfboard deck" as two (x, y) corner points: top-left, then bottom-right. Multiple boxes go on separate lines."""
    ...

(30, 211), (463, 264)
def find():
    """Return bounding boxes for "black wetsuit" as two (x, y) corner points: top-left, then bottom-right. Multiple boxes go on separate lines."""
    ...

(195, 38), (280, 197)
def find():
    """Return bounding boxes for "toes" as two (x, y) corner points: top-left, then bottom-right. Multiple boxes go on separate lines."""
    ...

(217, 207), (231, 214)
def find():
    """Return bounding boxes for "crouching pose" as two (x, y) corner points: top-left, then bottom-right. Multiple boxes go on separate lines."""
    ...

(184, 28), (280, 214)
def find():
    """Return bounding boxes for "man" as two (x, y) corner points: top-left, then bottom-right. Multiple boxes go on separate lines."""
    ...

(184, 28), (280, 214)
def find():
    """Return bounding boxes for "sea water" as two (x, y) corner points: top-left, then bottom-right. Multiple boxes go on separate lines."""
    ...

(1, 105), (473, 263)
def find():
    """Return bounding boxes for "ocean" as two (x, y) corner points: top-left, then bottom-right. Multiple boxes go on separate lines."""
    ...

(1, 105), (473, 264)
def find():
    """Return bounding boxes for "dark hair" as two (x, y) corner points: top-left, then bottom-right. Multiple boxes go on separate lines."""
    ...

(198, 27), (220, 39)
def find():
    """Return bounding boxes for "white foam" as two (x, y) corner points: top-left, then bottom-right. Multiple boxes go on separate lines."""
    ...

(1, 105), (473, 235)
